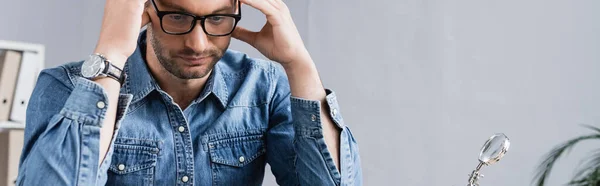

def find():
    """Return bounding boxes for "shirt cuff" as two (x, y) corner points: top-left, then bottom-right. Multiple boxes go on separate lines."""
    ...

(60, 77), (132, 127)
(290, 89), (345, 129)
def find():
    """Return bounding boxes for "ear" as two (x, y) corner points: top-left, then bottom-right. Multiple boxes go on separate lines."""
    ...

(141, 5), (151, 29)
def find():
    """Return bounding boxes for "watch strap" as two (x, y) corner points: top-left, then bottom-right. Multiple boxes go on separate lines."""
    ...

(93, 53), (126, 86)
(102, 59), (126, 86)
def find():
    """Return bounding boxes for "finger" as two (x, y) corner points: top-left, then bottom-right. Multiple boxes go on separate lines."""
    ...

(239, 0), (278, 17)
(231, 26), (258, 46)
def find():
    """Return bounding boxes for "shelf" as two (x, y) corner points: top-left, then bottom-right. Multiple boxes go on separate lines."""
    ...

(0, 40), (45, 55)
(0, 121), (25, 129)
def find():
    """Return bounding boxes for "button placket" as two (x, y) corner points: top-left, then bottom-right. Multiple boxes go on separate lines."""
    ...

(165, 104), (195, 185)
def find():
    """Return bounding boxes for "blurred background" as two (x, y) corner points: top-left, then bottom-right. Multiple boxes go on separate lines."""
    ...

(1, 0), (600, 185)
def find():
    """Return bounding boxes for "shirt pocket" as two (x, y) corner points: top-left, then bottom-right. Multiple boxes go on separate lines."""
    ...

(208, 133), (266, 186)
(106, 138), (161, 186)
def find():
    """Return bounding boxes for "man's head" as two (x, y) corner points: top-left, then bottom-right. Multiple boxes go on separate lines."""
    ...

(146, 0), (240, 79)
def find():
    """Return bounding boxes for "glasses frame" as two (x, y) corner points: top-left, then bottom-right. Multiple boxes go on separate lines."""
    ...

(151, 0), (242, 36)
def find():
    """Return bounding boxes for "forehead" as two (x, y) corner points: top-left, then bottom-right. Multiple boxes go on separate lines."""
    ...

(158, 0), (236, 14)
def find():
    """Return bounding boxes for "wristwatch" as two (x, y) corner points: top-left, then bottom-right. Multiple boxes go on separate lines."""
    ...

(81, 53), (126, 85)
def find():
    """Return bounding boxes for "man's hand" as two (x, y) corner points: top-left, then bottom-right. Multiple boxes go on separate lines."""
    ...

(95, 0), (151, 67)
(232, 0), (311, 68)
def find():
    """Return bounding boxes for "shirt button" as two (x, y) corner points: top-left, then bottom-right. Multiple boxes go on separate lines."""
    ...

(181, 176), (189, 183)
(117, 164), (125, 171)
(311, 114), (317, 122)
(239, 156), (245, 163)
(332, 108), (338, 117)
(96, 101), (106, 109)
(178, 126), (185, 132)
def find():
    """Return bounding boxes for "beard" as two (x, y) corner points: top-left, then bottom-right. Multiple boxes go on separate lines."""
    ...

(150, 28), (226, 80)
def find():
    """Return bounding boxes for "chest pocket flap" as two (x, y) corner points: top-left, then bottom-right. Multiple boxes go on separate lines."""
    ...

(108, 138), (160, 174)
(208, 134), (266, 167)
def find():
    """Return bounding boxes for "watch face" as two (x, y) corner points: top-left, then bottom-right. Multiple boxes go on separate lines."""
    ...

(81, 55), (105, 78)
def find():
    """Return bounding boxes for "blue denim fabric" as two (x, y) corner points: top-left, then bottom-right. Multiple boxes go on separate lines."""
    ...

(16, 31), (362, 186)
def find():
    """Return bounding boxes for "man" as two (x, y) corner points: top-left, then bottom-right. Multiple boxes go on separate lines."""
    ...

(16, 0), (362, 185)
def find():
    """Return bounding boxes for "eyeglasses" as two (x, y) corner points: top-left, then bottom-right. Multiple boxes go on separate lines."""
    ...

(151, 0), (242, 36)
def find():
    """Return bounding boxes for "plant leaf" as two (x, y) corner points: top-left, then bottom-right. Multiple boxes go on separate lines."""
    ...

(568, 167), (600, 186)
(572, 149), (600, 180)
(581, 124), (600, 134)
(532, 133), (600, 186)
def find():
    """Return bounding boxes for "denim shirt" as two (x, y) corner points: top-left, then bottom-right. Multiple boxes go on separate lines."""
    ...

(16, 31), (362, 186)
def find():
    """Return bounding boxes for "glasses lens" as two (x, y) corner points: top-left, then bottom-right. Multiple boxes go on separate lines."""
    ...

(161, 13), (195, 34)
(204, 16), (237, 35)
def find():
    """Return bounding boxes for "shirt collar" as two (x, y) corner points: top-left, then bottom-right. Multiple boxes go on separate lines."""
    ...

(121, 30), (229, 108)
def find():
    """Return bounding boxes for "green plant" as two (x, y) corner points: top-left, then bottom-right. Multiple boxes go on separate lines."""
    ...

(533, 125), (600, 186)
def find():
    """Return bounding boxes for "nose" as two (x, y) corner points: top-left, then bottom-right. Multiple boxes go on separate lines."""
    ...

(184, 22), (210, 53)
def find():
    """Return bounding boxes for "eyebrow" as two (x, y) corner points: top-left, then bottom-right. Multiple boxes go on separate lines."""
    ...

(160, 1), (236, 15)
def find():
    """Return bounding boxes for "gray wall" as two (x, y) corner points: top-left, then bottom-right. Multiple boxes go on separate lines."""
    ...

(306, 0), (600, 185)
(0, 0), (86, 68)
(2, 0), (600, 185)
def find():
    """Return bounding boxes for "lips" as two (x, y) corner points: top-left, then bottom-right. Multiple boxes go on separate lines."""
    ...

(178, 55), (212, 66)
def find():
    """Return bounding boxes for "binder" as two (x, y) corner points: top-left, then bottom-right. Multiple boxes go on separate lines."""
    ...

(0, 129), (24, 186)
(0, 50), (23, 122)
(10, 51), (38, 123)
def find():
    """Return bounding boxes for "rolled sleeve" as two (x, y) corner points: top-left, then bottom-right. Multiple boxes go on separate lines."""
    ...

(291, 89), (345, 129)
(291, 89), (362, 186)
(61, 77), (111, 125)
(17, 71), (132, 186)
